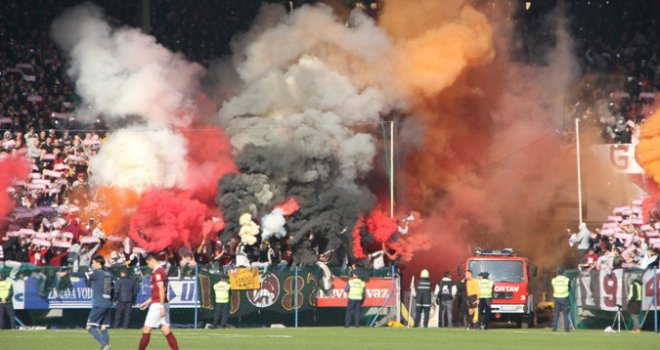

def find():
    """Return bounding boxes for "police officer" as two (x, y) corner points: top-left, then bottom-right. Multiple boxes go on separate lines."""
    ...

(414, 269), (432, 328)
(551, 267), (570, 332)
(212, 275), (231, 329)
(0, 273), (15, 330)
(113, 268), (137, 329)
(478, 272), (494, 330)
(344, 270), (366, 327)
(627, 278), (642, 333)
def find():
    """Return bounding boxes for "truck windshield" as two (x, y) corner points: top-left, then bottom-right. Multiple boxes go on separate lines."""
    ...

(468, 260), (525, 282)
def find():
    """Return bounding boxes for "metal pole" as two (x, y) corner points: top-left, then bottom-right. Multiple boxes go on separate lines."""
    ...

(569, 278), (576, 330)
(396, 270), (401, 323)
(391, 265), (396, 323)
(390, 121), (395, 218)
(575, 118), (583, 223)
(141, 0), (151, 33)
(407, 276), (415, 328)
(294, 267), (299, 328)
(194, 264), (198, 329)
(654, 267), (658, 333)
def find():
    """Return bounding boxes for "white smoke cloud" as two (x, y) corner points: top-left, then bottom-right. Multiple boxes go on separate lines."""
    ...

(238, 213), (260, 245)
(260, 208), (287, 240)
(89, 126), (188, 192)
(51, 3), (204, 126)
(231, 5), (394, 89)
(52, 4), (216, 194)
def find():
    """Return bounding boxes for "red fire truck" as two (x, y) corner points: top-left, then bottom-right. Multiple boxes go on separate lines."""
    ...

(458, 248), (537, 328)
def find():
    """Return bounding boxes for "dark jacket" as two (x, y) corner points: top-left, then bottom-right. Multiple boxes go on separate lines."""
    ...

(437, 277), (454, 302)
(14, 243), (29, 263)
(415, 278), (432, 307)
(113, 276), (137, 303)
(455, 279), (467, 301)
(2, 238), (16, 261)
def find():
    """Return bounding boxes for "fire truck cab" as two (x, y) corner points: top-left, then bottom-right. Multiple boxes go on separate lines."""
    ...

(458, 248), (537, 328)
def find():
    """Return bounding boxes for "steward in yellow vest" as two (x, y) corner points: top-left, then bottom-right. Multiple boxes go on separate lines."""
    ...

(551, 268), (570, 332)
(344, 270), (366, 327)
(0, 274), (15, 330)
(477, 272), (494, 329)
(627, 279), (642, 332)
(212, 276), (231, 329)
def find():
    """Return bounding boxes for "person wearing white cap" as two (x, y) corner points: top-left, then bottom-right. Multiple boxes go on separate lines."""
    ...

(413, 269), (432, 328)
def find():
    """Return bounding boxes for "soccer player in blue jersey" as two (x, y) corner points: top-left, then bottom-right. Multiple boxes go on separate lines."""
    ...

(64, 255), (113, 349)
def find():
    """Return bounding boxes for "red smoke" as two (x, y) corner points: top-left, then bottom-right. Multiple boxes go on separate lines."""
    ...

(202, 218), (225, 239)
(352, 215), (366, 259)
(399, 214), (467, 275)
(181, 126), (236, 204)
(275, 197), (300, 216)
(128, 189), (209, 251)
(0, 155), (31, 223)
(366, 209), (398, 243)
(374, 1), (580, 279)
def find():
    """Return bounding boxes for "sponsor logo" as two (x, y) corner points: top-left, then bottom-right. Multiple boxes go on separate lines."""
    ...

(494, 285), (520, 293)
(247, 273), (281, 308)
(317, 288), (392, 300)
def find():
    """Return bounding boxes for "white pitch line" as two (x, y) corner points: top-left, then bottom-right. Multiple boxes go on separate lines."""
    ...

(174, 332), (293, 339)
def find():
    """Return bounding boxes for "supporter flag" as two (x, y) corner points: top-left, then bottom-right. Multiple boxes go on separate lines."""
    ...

(228, 268), (261, 290)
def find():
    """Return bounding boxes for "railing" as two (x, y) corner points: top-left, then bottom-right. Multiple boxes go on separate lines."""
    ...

(0, 263), (399, 329)
(569, 267), (659, 332)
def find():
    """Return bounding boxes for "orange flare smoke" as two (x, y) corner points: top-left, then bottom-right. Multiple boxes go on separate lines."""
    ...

(637, 110), (660, 186)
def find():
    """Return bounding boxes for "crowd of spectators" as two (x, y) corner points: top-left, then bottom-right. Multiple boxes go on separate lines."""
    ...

(148, 0), (268, 64)
(571, 199), (660, 274)
(565, 0), (658, 144)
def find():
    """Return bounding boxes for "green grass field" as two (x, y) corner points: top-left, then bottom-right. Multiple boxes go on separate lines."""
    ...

(0, 327), (658, 350)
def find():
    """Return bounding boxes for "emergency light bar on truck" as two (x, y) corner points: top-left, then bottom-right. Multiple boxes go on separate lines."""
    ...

(474, 248), (515, 257)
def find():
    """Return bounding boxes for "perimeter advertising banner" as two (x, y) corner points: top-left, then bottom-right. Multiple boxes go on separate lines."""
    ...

(11, 268), (399, 314)
(11, 275), (198, 310)
(576, 269), (659, 311)
(316, 277), (397, 307)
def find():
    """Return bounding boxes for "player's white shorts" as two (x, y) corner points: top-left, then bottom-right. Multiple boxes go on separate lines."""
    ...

(144, 303), (171, 328)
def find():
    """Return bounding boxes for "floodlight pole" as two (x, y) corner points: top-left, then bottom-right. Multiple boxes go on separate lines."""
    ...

(390, 120), (395, 218)
(575, 118), (583, 223)
(194, 265), (198, 329)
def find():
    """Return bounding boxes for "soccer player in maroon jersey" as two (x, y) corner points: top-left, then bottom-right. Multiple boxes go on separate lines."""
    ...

(137, 253), (179, 350)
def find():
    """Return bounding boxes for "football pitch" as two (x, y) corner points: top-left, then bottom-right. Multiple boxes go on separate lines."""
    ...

(0, 328), (658, 350)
